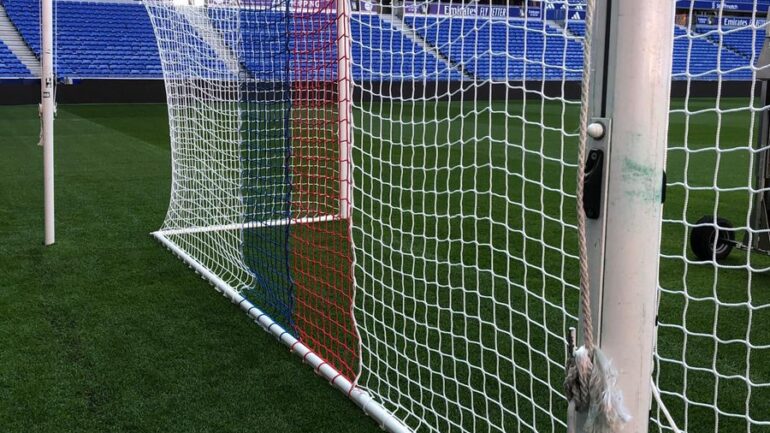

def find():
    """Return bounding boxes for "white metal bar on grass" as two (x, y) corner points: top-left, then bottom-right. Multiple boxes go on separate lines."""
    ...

(41, 0), (55, 245)
(156, 214), (341, 236)
(153, 232), (411, 433)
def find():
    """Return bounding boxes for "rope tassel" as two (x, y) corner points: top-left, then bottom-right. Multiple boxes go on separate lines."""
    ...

(565, 346), (630, 433)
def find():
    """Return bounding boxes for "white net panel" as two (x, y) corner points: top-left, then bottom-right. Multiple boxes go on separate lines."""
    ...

(144, 0), (250, 290)
(654, 5), (770, 433)
(349, 3), (585, 432)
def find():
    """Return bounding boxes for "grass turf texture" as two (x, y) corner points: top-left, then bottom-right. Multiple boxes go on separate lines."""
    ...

(0, 100), (768, 432)
(351, 97), (769, 432)
(0, 104), (379, 433)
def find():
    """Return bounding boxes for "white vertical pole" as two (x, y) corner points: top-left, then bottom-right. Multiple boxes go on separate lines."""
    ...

(41, 0), (55, 245)
(584, 0), (675, 431)
(337, 0), (351, 220)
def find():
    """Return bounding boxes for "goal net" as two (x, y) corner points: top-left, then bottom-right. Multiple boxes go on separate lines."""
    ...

(349, 9), (585, 433)
(144, 0), (585, 430)
(140, 0), (766, 432)
(654, 5), (770, 433)
(145, 0), (360, 379)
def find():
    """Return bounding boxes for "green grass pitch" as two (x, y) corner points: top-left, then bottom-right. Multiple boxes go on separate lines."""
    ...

(0, 104), (380, 433)
(0, 100), (767, 433)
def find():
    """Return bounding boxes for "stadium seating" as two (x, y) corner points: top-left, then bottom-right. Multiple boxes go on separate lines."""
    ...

(3, 0), (161, 77)
(672, 25), (753, 80)
(352, 14), (462, 81)
(565, 20), (585, 37)
(0, 38), (30, 77)
(2, 0), (459, 80)
(406, 16), (584, 81)
(0, 0), (764, 82)
(696, 24), (766, 61)
(206, 9), (461, 81)
(568, 21), (754, 80)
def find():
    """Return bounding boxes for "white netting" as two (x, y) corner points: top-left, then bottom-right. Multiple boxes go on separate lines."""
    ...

(141, 1), (770, 433)
(144, 0), (252, 290)
(349, 4), (586, 432)
(144, 0), (360, 377)
(654, 5), (770, 433)
(145, 0), (591, 431)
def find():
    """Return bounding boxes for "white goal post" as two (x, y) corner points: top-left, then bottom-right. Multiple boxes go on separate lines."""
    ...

(41, 0), (55, 246)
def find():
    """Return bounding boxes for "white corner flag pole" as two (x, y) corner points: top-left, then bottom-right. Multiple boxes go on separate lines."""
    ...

(41, 0), (55, 245)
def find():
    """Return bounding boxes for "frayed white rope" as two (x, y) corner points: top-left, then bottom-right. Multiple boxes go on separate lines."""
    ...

(566, 348), (631, 433)
(565, 0), (631, 430)
(585, 349), (631, 433)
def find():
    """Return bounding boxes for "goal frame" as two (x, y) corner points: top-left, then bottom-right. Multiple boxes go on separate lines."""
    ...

(576, 0), (674, 432)
(147, 0), (405, 429)
(144, 0), (680, 432)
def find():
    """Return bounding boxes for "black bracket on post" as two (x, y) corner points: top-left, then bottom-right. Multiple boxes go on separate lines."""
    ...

(583, 149), (604, 219)
(582, 119), (611, 220)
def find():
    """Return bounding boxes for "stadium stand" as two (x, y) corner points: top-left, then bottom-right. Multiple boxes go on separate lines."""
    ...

(696, 24), (766, 60)
(567, 20), (755, 80)
(3, 0), (161, 77)
(672, 25), (753, 80)
(406, 16), (583, 81)
(2, 0), (460, 80)
(352, 14), (462, 81)
(565, 20), (585, 37)
(205, 9), (461, 81)
(0, 0), (765, 82)
(0, 37), (30, 77)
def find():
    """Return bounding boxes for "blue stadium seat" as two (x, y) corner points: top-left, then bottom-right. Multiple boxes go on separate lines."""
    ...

(672, 26), (753, 80)
(0, 39), (31, 77)
(3, 0), (162, 78)
(405, 16), (583, 81)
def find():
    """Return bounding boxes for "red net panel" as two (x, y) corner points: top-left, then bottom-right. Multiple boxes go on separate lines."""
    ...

(290, 1), (358, 380)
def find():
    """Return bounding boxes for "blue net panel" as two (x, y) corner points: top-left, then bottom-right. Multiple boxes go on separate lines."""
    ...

(239, 3), (295, 334)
